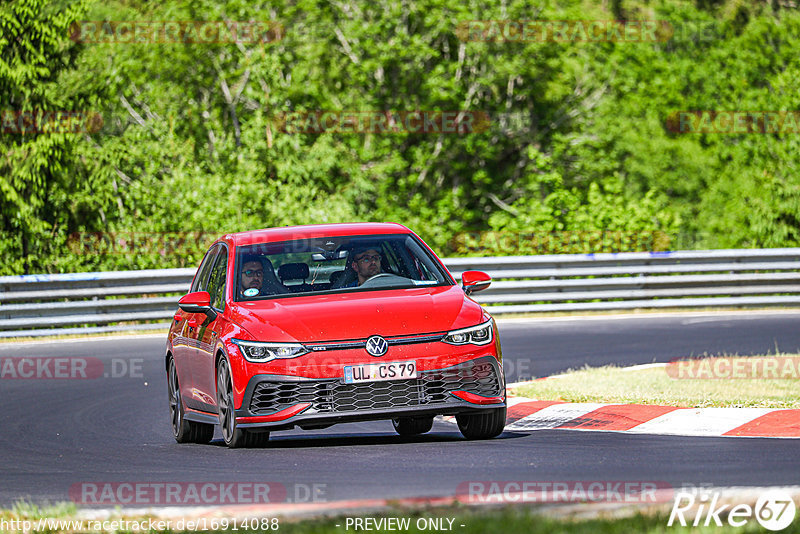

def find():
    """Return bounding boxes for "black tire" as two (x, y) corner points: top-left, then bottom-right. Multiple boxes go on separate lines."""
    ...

(217, 358), (270, 448)
(167, 359), (214, 444)
(392, 416), (434, 436)
(456, 407), (506, 440)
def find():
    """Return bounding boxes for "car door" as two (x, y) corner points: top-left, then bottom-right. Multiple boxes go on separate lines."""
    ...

(190, 244), (229, 413)
(176, 244), (220, 411)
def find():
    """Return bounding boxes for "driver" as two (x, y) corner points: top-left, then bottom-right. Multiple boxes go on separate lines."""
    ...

(345, 246), (383, 287)
(239, 255), (288, 297)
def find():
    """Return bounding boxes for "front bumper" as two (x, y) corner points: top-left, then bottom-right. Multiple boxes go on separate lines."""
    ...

(234, 355), (505, 430)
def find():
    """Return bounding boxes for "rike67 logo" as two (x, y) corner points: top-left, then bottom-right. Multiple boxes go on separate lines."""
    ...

(669, 489), (796, 531)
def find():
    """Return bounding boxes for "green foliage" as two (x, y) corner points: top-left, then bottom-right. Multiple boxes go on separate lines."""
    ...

(0, 0), (102, 273)
(2, 0), (800, 273)
(481, 147), (679, 254)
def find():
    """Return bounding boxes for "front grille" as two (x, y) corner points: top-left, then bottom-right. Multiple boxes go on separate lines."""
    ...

(249, 381), (335, 414)
(248, 361), (501, 415)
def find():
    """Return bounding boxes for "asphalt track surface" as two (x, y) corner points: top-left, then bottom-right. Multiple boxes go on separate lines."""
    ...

(1, 311), (799, 507)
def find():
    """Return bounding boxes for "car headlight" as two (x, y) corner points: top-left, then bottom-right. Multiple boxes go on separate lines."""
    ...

(442, 319), (493, 346)
(232, 339), (309, 363)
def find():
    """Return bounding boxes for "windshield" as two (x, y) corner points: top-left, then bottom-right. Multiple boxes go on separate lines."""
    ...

(234, 233), (451, 300)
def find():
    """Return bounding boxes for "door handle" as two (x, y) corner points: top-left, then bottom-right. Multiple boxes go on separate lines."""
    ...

(187, 318), (198, 329)
(173, 313), (182, 322)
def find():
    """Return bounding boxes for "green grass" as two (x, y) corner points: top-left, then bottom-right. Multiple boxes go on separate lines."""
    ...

(0, 501), (77, 524)
(513, 357), (800, 408)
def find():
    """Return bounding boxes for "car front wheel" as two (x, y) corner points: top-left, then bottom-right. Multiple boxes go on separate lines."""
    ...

(456, 407), (506, 440)
(168, 359), (213, 444)
(216, 358), (270, 448)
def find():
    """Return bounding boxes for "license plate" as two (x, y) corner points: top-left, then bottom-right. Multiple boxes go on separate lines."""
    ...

(343, 361), (417, 384)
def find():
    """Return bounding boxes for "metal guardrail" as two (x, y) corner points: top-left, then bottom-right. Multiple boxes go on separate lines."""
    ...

(2, 248), (800, 337)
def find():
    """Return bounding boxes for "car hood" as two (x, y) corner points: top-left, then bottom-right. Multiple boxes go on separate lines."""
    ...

(228, 285), (485, 343)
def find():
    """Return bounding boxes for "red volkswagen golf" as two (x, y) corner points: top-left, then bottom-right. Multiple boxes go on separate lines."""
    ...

(166, 223), (506, 447)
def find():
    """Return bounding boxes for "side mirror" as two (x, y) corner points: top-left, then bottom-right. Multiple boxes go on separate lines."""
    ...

(178, 291), (218, 321)
(461, 270), (491, 295)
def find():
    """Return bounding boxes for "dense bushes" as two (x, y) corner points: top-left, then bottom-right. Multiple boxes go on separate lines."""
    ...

(2, 0), (799, 273)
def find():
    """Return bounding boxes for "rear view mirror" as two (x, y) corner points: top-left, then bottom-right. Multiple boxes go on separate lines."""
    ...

(178, 291), (217, 321)
(311, 250), (349, 261)
(461, 271), (491, 295)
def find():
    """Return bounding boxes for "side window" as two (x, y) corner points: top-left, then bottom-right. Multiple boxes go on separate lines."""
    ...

(413, 255), (437, 280)
(191, 245), (220, 292)
(206, 248), (228, 311)
(381, 241), (410, 277)
(404, 236), (449, 283)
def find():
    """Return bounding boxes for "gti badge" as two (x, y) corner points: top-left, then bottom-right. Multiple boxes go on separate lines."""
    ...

(365, 335), (389, 357)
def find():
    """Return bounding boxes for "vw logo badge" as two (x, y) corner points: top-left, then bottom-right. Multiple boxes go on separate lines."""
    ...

(365, 335), (389, 357)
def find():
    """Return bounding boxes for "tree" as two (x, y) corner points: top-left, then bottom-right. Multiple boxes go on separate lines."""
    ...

(0, 0), (109, 273)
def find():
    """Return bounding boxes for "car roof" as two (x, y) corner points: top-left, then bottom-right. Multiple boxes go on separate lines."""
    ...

(220, 222), (413, 247)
